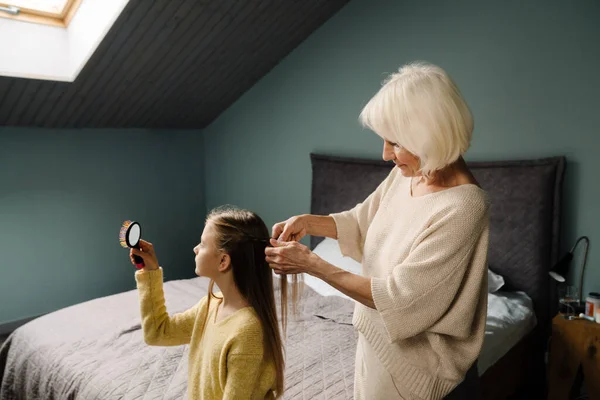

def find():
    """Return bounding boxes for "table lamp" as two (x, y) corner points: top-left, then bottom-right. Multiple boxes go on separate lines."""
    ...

(549, 235), (590, 303)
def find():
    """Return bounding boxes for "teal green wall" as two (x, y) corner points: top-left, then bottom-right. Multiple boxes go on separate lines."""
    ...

(0, 128), (204, 326)
(204, 0), (600, 297)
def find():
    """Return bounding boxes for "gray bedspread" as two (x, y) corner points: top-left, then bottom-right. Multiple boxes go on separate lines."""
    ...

(0, 276), (357, 399)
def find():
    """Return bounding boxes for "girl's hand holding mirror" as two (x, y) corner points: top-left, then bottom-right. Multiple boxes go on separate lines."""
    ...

(130, 240), (160, 271)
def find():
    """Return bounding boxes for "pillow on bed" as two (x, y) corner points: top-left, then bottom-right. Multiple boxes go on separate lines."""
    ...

(309, 238), (506, 296)
(303, 274), (352, 299)
(302, 238), (362, 299)
(488, 268), (505, 293)
(312, 237), (362, 274)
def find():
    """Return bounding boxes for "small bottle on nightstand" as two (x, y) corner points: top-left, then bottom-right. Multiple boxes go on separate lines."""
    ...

(585, 292), (600, 317)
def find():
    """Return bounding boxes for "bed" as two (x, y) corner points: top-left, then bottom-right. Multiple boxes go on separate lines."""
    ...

(0, 153), (565, 399)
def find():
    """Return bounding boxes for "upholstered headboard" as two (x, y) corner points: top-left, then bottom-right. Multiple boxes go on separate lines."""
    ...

(309, 153), (565, 335)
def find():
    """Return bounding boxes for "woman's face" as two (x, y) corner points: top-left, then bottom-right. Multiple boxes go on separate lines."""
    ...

(382, 140), (420, 177)
(193, 221), (226, 278)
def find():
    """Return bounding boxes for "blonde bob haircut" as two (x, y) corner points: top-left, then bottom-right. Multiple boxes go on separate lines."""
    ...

(359, 62), (473, 179)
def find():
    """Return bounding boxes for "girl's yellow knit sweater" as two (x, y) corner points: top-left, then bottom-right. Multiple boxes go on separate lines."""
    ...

(135, 268), (277, 399)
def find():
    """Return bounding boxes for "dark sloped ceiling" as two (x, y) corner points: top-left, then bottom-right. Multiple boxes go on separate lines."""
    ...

(0, 0), (349, 129)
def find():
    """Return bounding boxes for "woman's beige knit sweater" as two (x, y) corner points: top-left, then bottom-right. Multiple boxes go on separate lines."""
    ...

(330, 167), (490, 400)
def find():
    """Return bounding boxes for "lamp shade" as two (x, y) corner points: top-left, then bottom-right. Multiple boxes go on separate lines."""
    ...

(549, 252), (573, 282)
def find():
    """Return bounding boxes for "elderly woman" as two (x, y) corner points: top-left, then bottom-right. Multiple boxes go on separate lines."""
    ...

(265, 62), (489, 400)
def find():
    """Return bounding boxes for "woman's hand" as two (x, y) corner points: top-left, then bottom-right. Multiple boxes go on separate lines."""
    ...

(271, 215), (310, 242)
(130, 239), (160, 271)
(265, 239), (320, 275)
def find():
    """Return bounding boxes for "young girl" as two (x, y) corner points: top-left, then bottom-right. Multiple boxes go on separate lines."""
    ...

(130, 206), (299, 399)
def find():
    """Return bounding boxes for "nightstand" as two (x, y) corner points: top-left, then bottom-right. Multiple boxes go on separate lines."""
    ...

(547, 314), (600, 399)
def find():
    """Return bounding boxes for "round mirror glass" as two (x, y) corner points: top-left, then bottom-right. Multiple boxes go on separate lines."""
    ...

(128, 223), (141, 247)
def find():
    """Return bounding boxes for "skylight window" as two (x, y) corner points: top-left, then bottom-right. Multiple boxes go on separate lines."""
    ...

(0, 0), (81, 27)
(0, 0), (131, 81)
(5, 0), (70, 16)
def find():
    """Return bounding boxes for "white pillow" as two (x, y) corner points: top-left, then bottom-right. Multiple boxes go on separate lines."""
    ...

(302, 238), (362, 300)
(488, 268), (505, 293)
(305, 238), (504, 296)
(312, 238), (362, 275)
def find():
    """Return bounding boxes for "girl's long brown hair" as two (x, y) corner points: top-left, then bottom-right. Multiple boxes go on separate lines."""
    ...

(203, 206), (300, 398)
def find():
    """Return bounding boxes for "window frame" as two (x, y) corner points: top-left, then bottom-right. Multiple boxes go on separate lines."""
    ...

(0, 0), (82, 27)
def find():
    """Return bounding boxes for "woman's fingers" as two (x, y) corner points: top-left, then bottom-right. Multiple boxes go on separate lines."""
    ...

(265, 242), (289, 259)
(265, 255), (284, 264)
(268, 238), (286, 248)
(266, 253), (288, 264)
(268, 263), (286, 275)
(272, 217), (304, 242)
(280, 223), (300, 242)
(266, 241), (306, 261)
(266, 245), (295, 262)
(272, 222), (285, 240)
(277, 227), (289, 241)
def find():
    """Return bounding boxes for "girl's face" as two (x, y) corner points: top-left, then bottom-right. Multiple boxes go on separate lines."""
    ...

(382, 139), (420, 177)
(194, 221), (228, 278)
